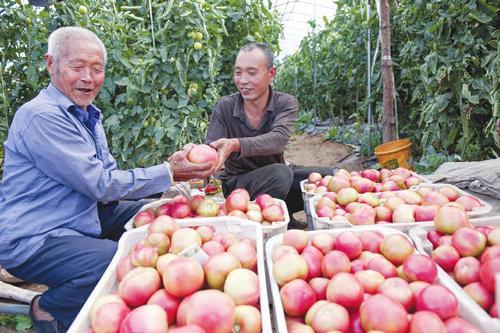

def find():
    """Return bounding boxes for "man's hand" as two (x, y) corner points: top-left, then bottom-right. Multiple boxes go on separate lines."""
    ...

(168, 147), (215, 181)
(209, 138), (240, 171)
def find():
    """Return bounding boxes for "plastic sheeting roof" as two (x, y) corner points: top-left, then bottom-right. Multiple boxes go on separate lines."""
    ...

(272, 0), (337, 58)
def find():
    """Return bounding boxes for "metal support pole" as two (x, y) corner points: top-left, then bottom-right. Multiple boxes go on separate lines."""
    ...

(367, 0), (372, 156)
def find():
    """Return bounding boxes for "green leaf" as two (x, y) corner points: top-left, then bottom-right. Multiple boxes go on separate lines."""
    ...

(462, 84), (479, 104)
(15, 315), (32, 332)
(469, 9), (492, 23)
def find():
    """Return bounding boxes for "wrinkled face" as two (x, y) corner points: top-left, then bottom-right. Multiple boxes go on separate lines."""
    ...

(46, 40), (105, 110)
(233, 48), (276, 103)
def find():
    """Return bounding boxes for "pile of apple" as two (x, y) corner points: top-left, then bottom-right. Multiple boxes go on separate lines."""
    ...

(133, 188), (286, 228)
(427, 210), (500, 318)
(89, 216), (263, 333)
(270, 228), (482, 333)
(303, 167), (425, 195)
(313, 183), (483, 225)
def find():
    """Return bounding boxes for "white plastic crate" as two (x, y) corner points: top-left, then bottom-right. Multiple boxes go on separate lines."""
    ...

(300, 171), (430, 199)
(308, 183), (492, 233)
(124, 198), (290, 242)
(300, 172), (431, 231)
(265, 226), (495, 333)
(266, 226), (411, 332)
(410, 183), (492, 217)
(69, 217), (271, 333)
(408, 216), (500, 333)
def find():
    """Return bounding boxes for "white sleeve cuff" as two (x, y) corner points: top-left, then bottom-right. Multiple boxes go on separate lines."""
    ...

(164, 161), (175, 184)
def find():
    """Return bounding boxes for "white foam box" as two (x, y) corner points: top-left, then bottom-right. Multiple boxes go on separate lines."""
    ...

(265, 225), (495, 333)
(69, 217), (272, 333)
(408, 216), (500, 333)
(124, 198), (290, 242)
(300, 172), (431, 230)
(308, 182), (492, 233)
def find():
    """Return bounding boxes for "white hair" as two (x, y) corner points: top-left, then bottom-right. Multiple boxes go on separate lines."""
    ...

(47, 26), (107, 64)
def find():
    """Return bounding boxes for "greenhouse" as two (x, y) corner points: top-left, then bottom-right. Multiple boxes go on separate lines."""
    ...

(0, 0), (499, 332)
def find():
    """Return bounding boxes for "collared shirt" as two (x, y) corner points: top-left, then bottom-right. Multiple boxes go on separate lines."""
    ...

(70, 104), (100, 134)
(0, 83), (171, 269)
(205, 87), (298, 179)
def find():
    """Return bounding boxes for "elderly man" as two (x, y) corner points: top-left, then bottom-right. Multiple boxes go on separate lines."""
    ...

(0, 27), (214, 332)
(205, 43), (335, 226)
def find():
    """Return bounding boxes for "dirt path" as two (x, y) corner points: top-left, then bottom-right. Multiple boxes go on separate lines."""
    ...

(285, 133), (365, 170)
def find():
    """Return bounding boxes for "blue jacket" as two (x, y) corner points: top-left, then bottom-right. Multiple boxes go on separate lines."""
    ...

(0, 83), (171, 268)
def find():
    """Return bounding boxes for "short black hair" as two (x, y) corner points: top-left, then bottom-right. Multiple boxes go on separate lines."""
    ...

(238, 43), (274, 68)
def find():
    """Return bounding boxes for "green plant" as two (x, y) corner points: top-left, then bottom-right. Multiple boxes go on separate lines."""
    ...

(414, 146), (462, 174)
(275, 0), (499, 162)
(0, 314), (32, 332)
(0, 0), (282, 170)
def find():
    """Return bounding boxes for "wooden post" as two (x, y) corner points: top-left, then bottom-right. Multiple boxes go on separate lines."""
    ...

(378, 0), (396, 142)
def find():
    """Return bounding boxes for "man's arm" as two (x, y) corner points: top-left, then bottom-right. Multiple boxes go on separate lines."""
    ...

(22, 113), (212, 202)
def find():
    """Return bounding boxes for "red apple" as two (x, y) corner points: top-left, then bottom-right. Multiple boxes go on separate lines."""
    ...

(321, 250), (351, 278)
(455, 195), (482, 211)
(187, 144), (218, 166)
(254, 193), (274, 210)
(359, 230), (384, 253)
(451, 227), (486, 257)
(147, 289), (180, 325)
(360, 294), (408, 333)
(234, 305), (261, 333)
(444, 317), (481, 333)
(309, 277), (330, 300)
(301, 245), (324, 280)
(432, 245), (460, 272)
(410, 311), (446, 333)
(378, 277), (414, 310)
(204, 252), (241, 290)
(184, 290), (236, 333)
(454, 256), (481, 286)
(416, 285), (458, 320)
(272, 253), (308, 287)
(119, 267), (161, 307)
(309, 302), (350, 333)
(163, 257), (204, 298)
(170, 202), (192, 219)
(133, 209), (156, 227)
(479, 257), (500, 293)
(280, 279), (317, 317)
(379, 234), (414, 266)
(120, 304), (168, 333)
(464, 281), (494, 310)
(334, 231), (363, 260)
(354, 269), (385, 294)
(224, 268), (260, 306)
(403, 254), (437, 283)
(434, 205), (471, 235)
(326, 272), (364, 308)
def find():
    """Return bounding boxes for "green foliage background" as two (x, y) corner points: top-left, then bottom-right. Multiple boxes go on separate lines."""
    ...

(0, 0), (282, 169)
(275, 0), (499, 161)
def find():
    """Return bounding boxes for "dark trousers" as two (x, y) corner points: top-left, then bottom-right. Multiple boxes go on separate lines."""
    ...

(221, 163), (337, 217)
(7, 200), (146, 329)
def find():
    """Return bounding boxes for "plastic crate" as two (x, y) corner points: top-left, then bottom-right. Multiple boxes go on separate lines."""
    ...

(124, 198), (290, 242)
(69, 217), (271, 333)
(309, 183), (492, 233)
(300, 172), (430, 230)
(410, 183), (492, 217)
(408, 216), (500, 333)
(265, 226), (494, 333)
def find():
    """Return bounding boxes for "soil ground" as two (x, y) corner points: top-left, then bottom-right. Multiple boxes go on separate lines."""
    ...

(285, 133), (366, 227)
(0, 133), (364, 333)
(285, 133), (366, 171)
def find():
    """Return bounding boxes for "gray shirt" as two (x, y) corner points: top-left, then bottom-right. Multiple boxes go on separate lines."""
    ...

(205, 88), (298, 180)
